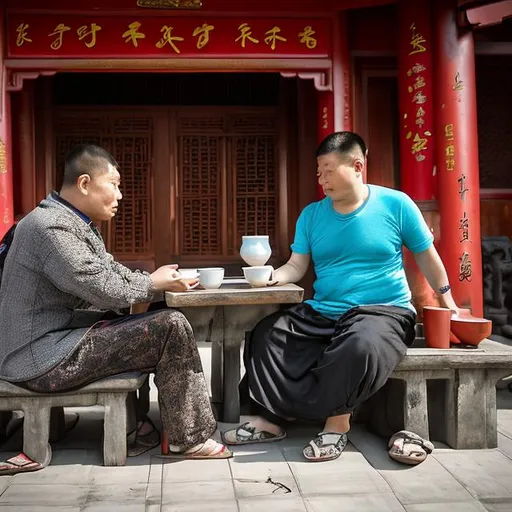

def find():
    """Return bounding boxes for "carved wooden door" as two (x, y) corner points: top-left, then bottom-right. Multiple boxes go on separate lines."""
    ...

(54, 108), (155, 270)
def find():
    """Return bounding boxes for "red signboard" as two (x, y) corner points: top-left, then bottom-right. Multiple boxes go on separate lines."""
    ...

(7, 15), (331, 58)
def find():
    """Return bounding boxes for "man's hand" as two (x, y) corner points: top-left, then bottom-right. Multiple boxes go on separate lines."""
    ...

(150, 265), (198, 292)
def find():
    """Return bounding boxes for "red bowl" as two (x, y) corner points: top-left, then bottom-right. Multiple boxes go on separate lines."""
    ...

(450, 316), (492, 346)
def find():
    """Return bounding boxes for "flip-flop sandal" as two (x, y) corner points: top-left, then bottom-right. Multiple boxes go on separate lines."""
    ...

(303, 432), (349, 462)
(388, 430), (434, 466)
(0, 443), (52, 476)
(222, 422), (287, 446)
(162, 438), (233, 460)
(127, 416), (161, 457)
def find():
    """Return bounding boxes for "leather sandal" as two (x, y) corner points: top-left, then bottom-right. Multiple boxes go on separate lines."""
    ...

(388, 430), (434, 465)
(303, 432), (349, 462)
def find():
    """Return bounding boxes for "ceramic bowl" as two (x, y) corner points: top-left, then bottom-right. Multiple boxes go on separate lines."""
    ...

(450, 316), (492, 346)
(198, 267), (225, 289)
(243, 265), (273, 287)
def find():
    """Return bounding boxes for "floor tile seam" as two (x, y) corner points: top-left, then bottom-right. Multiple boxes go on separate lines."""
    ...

(281, 446), (311, 510)
(430, 453), (492, 502)
(227, 454), (242, 512)
(498, 428), (512, 442)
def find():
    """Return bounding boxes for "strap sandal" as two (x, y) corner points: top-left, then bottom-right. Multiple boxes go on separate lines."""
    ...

(127, 415), (161, 457)
(164, 438), (232, 460)
(222, 422), (287, 446)
(388, 430), (434, 466)
(0, 444), (52, 476)
(303, 431), (348, 462)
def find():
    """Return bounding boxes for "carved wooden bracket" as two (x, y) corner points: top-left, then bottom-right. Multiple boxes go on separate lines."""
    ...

(6, 71), (57, 92)
(280, 70), (332, 92)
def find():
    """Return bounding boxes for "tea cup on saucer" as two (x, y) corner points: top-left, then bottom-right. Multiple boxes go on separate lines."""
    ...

(243, 266), (273, 287)
(198, 268), (225, 289)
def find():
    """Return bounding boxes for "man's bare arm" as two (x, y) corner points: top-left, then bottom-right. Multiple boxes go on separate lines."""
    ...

(273, 252), (311, 284)
(413, 245), (460, 313)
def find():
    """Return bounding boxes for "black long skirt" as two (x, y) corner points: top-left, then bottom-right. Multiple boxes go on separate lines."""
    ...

(243, 303), (415, 422)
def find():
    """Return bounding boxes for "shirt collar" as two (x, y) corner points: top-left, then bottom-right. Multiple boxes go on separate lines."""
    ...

(50, 191), (92, 226)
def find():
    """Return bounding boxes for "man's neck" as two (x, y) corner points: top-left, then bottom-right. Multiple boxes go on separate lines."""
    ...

(332, 183), (369, 215)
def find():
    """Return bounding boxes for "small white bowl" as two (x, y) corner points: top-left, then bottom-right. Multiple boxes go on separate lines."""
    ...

(198, 267), (225, 289)
(243, 266), (273, 288)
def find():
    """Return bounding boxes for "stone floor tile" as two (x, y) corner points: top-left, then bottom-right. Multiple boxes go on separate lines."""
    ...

(0, 475), (13, 495)
(480, 498), (512, 511)
(0, 508), (80, 512)
(239, 496), (307, 512)
(84, 483), (148, 505)
(0, 484), (88, 506)
(161, 480), (236, 504)
(229, 446), (294, 479)
(405, 501), (487, 511)
(304, 493), (406, 512)
(161, 501), (238, 511)
(50, 448), (103, 466)
(161, 458), (232, 482)
(83, 504), (145, 512)
(497, 408), (512, 440)
(90, 464), (151, 485)
(286, 449), (391, 496)
(497, 432), (512, 460)
(11, 463), (92, 485)
(433, 450), (512, 500)
(234, 474), (299, 499)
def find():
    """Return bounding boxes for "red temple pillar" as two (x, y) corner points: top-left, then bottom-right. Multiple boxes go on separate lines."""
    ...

(434, 0), (483, 316)
(398, 0), (438, 315)
(317, 90), (334, 198)
(0, 9), (14, 239)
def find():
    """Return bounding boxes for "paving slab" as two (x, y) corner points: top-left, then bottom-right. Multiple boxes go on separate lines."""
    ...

(0, 483), (88, 507)
(90, 464), (150, 485)
(349, 425), (474, 505)
(83, 503), (146, 512)
(84, 483), (148, 505)
(238, 495), (307, 512)
(433, 449), (512, 500)
(0, 475), (12, 495)
(497, 432), (512, 460)
(160, 458), (232, 483)
(157, 479), (236, 505)
(304, 493), (406, 512)
(0, 508), (80, 512)
(479, 498), (512, 511)
(11, 463), (92, 485)
(229, 445), (294, 479)
(161, 501), (238, 512)
(405, 501), (487, 511)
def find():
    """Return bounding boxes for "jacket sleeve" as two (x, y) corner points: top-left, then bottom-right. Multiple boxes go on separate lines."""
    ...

(41, 224), (155, 310)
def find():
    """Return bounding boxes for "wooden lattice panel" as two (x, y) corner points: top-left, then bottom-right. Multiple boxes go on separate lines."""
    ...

(179, 135), (221, 255)
(54, 111), (154, 259)
(179, 116), (226, 134)
(234, 135), (277, 249)
(229, 114), (277, 134)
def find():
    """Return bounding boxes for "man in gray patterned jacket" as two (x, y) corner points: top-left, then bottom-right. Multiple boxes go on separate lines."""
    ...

(0, 145), (231, 471)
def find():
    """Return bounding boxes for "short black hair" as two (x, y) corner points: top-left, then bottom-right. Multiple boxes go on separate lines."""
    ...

(316, 131), (367, 160)
(61, 145), (118, 188)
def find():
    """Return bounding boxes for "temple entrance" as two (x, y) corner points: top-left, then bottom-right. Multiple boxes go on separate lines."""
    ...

(48, 73), (285, 271)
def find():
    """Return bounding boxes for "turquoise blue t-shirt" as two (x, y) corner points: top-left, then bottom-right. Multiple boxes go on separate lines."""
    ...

(291, 185), (434, 319)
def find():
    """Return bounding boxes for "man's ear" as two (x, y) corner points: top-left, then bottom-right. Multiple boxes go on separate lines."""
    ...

(354, 158), (364, 174)
(76, 174), (91, 195)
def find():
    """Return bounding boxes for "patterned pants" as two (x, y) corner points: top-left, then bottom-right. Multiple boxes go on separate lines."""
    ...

(24, 310), (216, 450)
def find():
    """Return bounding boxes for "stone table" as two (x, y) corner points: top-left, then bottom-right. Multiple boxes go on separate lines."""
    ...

(165, 280), (304, 422)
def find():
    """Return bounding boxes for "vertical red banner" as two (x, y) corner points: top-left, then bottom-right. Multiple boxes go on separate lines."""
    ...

(398, 0), (435, 201)
(0, 9), (14, 239)
(317, 90), (334, 199)
(434, 0), (483, 316)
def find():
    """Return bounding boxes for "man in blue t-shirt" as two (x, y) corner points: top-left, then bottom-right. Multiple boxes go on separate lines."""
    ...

(223, 131), (460, 462)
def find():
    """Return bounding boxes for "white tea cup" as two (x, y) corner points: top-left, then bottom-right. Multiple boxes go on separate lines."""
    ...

(178, 268), (199, 280)
(243, 266), (273, 288)
(198, 267), (225, 289)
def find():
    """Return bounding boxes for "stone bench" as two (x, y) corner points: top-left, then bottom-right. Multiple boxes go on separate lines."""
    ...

(0, 372), (147, 466)
(379, 337), (512, 449)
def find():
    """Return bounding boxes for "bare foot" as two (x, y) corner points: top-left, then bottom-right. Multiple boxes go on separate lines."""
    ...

(242, 416), (282, 436)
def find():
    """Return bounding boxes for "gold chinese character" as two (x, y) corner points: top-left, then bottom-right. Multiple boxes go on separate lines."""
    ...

(298, 25), (317, 49)
(123, 21), (146, 47)
(16, 23), (32, 47)
(445, 145), (455, 157)
(458, 173), (468, 201)
(459, 212), (470, 243)
(416, 117), (425, 127)
(77, 23), (102, 48)
(192, 23), (214, 49)
(459, 251), (472, 282)
(411, 133), (428, 154)
(235, 23), (259, 48)
(416, 107), (425, 118)
(414, 76), (426, 89)
(409, 23), (426, 55)
(446, 158), (455, 171)
(48, 23), (71, 50)
(264, 26), (287, 50)
(453, 71), (464, 91)
(412, 91), (427, 105)
(156, 25), (184, 53)
(445, 123), (454, 140)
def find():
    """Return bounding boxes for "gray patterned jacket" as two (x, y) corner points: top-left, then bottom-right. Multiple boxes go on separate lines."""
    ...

(0, 195), (156, 382)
